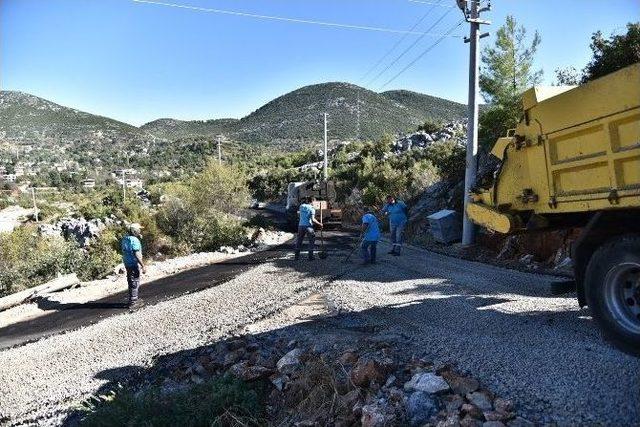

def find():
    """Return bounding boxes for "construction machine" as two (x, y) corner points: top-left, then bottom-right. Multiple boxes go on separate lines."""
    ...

(286, 180), (343, 230)
(467, 64), (640, 354)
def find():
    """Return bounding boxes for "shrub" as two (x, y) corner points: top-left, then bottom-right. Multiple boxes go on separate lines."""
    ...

(77, 228), (122, 281)
(0, 226), (83, 296)
(79, 374), (266, 427)
(244, 214), (275, 230)
(426, 141), (466, 181)
(188, 162), (250, 215)
(418, 118), (443, 134)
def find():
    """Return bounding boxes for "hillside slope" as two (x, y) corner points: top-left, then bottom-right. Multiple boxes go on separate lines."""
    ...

(381, 90), (467, 122)
(142, 83), (467, 143)
(0, 91), (153, 144)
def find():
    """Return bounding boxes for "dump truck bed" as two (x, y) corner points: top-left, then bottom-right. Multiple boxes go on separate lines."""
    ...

(471, 64), (640, 229)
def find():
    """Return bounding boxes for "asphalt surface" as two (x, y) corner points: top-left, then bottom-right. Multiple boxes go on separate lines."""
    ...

(0, 231), (354, 351)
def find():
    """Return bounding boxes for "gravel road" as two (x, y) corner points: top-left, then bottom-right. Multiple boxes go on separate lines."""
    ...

(0, 236), (637, 425)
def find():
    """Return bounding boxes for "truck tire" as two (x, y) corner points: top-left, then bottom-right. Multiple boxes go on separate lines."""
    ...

(585, 234), (640, 356)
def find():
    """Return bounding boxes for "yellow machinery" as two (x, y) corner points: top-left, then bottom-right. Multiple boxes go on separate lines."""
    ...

(467, 64), (640, 355)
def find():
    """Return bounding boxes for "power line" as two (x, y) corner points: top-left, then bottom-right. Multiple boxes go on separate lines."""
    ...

(365, 7), (455, 86)
(359, 0), (444, 82)
(379, 18), (465, 89)
(133, 0), (462, 36)
(408, 0), (455, 7)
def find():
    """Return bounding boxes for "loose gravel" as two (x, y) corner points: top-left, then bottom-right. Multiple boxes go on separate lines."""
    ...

(0, 255), (343, 425)
(323, 244), (640, 425)
(0, 238), (637, 425)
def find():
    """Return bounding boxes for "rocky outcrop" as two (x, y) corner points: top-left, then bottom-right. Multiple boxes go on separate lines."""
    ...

(38, 217), (115, 247)
(393, 121), (466, 153)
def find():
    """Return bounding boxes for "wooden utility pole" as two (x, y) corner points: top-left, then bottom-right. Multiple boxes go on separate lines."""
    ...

(217, 137), (222, 165)
(460, 0), (490, 245)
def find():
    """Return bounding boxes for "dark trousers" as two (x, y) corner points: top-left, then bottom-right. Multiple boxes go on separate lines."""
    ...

(295, 226), (315, 258)
(125, 265), (140, 303)
(361, 240), (377, 263)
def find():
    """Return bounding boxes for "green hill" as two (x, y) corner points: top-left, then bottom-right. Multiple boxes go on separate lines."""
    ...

(380, 90), (467, 122)
(141, 83), (467, 144)
(0, 91), (155, 144)
(0, 85), (467, 171)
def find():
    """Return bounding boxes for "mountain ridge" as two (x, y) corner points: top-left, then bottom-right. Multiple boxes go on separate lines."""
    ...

(0, 83), (466, 158)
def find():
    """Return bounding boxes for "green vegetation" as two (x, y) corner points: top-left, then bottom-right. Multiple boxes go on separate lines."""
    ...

(0, 163), (254, 297)
(247, 131), (464, 210)
(0, 226), (82, 296)
(555, 22), (640, 85)
(79, 374), (266, 427)
(478, 15), (542, 149)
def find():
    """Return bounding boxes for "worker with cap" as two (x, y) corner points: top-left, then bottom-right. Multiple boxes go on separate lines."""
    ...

(381, 194), (408, 256)
(295, 197), (323, 260)
(121, 223), (146, 308)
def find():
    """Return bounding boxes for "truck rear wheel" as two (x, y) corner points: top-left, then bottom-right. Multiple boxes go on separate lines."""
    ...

(585, 235), (640, 356)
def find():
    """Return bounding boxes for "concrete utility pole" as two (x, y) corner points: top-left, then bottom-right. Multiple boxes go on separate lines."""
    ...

(122, 169), (126, 203)
(460, 0), (490, 245)
(356, 92), (361, 141)
(31, 187), (38, 222)
(323, 113), (328, 180)
(217, 137), (222, 165)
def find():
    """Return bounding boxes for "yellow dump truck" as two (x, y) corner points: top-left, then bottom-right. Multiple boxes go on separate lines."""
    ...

(467, 64), (640, 354)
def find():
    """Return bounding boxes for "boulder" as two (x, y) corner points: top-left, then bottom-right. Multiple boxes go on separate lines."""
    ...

(404, 372), (450, 394)
(442, 372), (480, 395)
(466, 391), (493, 412)
(441, 393), (465, 413)
(361, 403), (395, 427)
(437, 414), (461, 427)
(276, 348), (304, 373)
(350, 357), (387, 387)
(493, 398), (514, 414)
(406, 391), (437, 426)
(460, 415), (483, 427)
(461, 403), (484, 420)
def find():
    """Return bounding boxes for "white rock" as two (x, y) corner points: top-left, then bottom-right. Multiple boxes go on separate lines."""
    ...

(404, 372), (450, 394)
(276, 348), (304, 373)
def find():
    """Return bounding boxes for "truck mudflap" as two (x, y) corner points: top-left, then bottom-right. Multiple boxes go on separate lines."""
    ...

(466, 203), (521, 234)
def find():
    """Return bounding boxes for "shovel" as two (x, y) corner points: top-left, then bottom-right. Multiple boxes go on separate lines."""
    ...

(343, 232), (364, 263)
(319, 203), (328, 259)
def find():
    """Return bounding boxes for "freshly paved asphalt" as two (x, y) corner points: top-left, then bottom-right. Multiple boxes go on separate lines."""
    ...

(0, 231), (355, 350)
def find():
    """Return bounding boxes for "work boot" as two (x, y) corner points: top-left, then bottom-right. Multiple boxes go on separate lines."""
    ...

(128, 299), (144, 310)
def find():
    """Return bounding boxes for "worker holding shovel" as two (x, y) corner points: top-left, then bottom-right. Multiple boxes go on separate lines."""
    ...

(295, 197), (323, 261)
(360, 210), (381, 264)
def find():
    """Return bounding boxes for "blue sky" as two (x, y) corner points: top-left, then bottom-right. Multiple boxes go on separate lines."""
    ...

(1, 0), (638, 126)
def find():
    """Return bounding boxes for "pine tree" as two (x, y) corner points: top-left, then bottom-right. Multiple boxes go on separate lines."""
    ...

(478, 16), (542, 149)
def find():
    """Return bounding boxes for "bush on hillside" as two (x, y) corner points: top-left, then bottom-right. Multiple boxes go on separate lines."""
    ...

(418, 118), (443, 134)
(77, 228), (122, 281)
(0, 226), (83, 296)
(156, 163), (251, 252)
